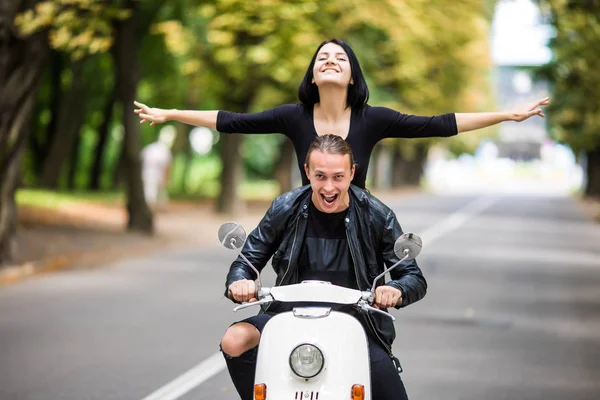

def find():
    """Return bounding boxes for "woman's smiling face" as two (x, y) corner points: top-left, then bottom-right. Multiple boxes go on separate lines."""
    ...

(312, 42), (353, 88)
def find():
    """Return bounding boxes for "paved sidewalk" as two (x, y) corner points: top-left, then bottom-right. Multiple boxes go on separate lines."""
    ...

(1, 200), (270, 286)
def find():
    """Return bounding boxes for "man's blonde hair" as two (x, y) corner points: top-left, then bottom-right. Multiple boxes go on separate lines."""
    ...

(305, 134), (355, 168)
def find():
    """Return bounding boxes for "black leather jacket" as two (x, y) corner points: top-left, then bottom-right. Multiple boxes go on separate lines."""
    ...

(225, 185), (427, 353)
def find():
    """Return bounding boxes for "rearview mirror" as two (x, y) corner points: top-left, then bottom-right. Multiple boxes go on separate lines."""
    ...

(370, 232), (423, 293)
(218, 222), (262, 291)
(218, 222), (247, 250)
(393, 233), (422, 260)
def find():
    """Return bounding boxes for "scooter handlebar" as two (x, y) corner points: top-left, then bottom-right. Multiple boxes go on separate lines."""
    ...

(258, 287), (271, 299)
(233, 295), (274, 312)
(358, 300), (396, 321)
(231, 286), (394, 321)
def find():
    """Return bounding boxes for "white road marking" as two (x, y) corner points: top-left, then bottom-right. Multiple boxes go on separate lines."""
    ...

(419, 197), (495, 246)
(140, 352), (226, 400)
(140, 196), (495, 400)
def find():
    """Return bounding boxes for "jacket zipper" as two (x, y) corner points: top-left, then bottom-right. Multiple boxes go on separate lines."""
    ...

(279, 214), (300, 286)
(345, 221), (392, 355)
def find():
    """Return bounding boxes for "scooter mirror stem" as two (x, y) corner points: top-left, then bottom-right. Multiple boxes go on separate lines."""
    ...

(231, 243), (262, 293)
(370, 253), (410, 294)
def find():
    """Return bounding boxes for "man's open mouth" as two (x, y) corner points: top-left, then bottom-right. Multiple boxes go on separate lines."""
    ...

(321, 193), (338, 205)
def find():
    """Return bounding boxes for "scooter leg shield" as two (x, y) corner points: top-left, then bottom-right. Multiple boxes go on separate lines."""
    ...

(254, 310), (371, 400)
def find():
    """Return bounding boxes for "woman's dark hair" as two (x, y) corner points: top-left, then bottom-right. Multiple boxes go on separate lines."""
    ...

(305, 134), (355, 169)
(298, 38), (369, 109)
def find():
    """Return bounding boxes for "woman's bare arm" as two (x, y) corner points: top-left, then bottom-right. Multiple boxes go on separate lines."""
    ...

(455, 97), (549, 133)
(134, 101), (219, 129)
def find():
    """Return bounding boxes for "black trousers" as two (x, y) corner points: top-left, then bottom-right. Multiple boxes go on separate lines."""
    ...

(222, 313), (409, 400)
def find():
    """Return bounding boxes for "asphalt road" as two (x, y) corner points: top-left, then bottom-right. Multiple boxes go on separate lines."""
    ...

(1, 191), (599, 400)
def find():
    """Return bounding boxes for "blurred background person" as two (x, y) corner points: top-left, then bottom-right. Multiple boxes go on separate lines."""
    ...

(141, 128), (175, 210)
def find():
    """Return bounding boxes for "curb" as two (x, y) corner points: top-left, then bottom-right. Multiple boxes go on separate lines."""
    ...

(0, 239), (175, 287)
(0, 262), (40, 286)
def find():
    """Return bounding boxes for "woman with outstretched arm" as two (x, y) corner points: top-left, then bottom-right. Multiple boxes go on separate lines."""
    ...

(135, 38), (548, 189)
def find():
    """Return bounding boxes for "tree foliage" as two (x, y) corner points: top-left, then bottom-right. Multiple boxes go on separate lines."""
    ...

(146, 0), (496, 198)
(14, 0), (498, 196)
(15, 0), (129, 60)
(13, 0), (156, 233)
(0, 0), (503, 265)
(536, 0), (600, 196)
(537, 0), (600, 152)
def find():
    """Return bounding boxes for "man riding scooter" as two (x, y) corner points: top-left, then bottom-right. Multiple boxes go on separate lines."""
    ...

(221, 134), (427, 400)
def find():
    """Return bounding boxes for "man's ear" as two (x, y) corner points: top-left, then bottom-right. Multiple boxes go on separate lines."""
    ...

(350, 164), (355, 181)
(304, 163), (310, 179)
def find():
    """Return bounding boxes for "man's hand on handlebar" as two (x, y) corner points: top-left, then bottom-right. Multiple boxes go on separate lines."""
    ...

(374, 286), (402, 309)
(228, 279), (257, 303)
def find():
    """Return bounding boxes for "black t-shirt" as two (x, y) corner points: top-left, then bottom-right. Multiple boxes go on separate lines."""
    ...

(266, 201), (357, 315)
(297, 201), (358, 289)
(217, 104), (457, 188)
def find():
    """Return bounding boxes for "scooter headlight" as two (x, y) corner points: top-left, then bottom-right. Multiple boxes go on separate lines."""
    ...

(289, 344), (324, 378)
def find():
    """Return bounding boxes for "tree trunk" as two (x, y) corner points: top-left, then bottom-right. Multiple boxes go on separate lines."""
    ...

(39, 49), (64, 168)
(391, 144), (428, 187)
(404, 144), (427, 186)
(369, 144), (381, 190)
(66, 131), (81, 189)
(111, 144), (125, 189)
(217, 134), (245, 214)
(113, 0), (153, 233)
(391, 148), (406, 188)
(275, 138), (295, 194)
(216, 93), (254, 214)
(89, 85), (116, 190)
(177, 96), (198, 195)
(28, 105), (45, 181)
(28, 50), (62, 180)
(585, 145), (600, 198)
(371, 144), (393, 190)
(0, 0), (49, 266)
(40, 59), (87, 188)
(178, 127), (193, 195)
(0, 139), (26, 266)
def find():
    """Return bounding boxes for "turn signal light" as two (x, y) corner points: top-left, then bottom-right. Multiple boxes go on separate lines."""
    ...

(254, 383), (267, 400)
(351, 384), (365, 400)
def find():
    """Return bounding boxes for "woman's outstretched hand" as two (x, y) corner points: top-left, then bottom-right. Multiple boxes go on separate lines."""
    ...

(134, 101), (169, 126)
(511, 97), (550, 122)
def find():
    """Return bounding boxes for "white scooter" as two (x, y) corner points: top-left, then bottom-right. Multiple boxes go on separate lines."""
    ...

(218, 222), (423, 400)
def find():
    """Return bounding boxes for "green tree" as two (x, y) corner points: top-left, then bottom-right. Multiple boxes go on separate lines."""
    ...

(0, 0), (50, 266)
(0, 0), (154, 267)
(328, 0), (495, 187)
(537, 0), (600, 197)
(142, 0), (496, 203)
(153, 0), (336, 213)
